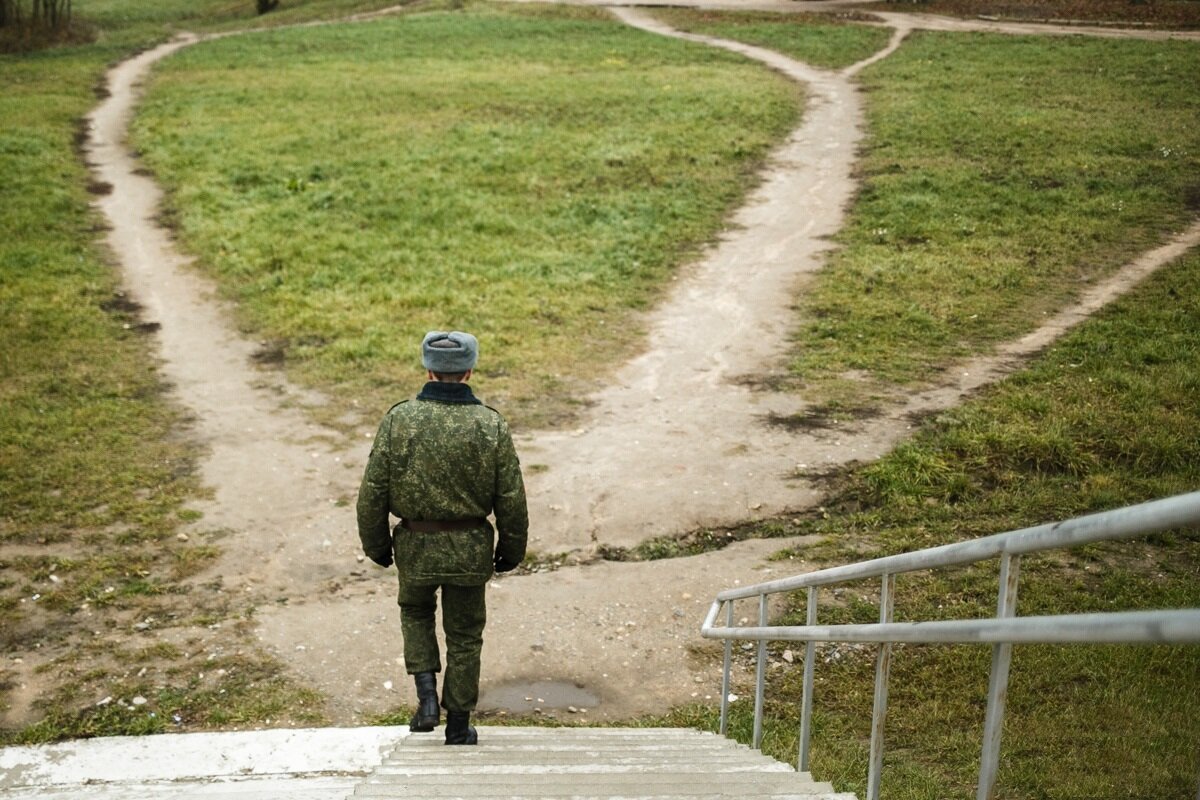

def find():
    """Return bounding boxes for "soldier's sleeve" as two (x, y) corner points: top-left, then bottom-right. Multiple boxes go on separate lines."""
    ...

(356, 414), (394, 563)
(493, 416), (528, 565)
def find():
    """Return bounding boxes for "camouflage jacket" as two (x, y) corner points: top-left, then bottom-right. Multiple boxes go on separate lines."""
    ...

(356, 381), (528, 586)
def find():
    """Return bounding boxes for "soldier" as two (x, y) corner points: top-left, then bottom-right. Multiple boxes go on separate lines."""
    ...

(357, 330), (528, 745)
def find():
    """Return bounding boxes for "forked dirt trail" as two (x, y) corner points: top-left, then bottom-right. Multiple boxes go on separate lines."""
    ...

(84, 5), (1200, 724)
(517, 11), (910, 553)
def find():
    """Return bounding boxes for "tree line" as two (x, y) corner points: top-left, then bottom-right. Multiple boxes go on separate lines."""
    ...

(2, 0), (278, 49)
(0, 0), (72, 31)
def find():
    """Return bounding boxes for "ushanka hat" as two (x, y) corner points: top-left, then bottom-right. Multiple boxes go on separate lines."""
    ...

(422, 331), (478, 373)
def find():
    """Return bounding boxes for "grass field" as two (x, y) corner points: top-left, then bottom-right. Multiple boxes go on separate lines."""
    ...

(2, 8), (204, 742)
(129, 1), (802, 429)
(1, 0), (804, 741)
(130, 8), (1200, 425)
(781, 28), (1200, 408)
(3, 0), (1198, 781)
(0, 0), (429, 744)
(654, 251), (1200, 798)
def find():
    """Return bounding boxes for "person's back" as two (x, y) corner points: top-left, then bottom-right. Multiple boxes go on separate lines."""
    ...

(357, 331), (527, 744)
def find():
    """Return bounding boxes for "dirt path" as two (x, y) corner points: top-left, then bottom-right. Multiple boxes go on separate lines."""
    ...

(517, 11), (910, 553)
(83, 4), (1200, 725)
(87, 34), (365, 601)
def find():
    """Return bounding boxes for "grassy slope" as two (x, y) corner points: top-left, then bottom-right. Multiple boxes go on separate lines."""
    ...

(128, 2), (807, 428)
(0, 0), (806, 744)
(0, 20), (214, 740)
(791, 30), (1200, 406)
(4, 0), (1197, 770)
(659, 251), (1200, 799)
(0, 0), (419, 744)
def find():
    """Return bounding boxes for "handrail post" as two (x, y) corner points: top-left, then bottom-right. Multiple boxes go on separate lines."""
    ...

(866, 573), (896, 800)
(798, 586), (818, 772)
(753, 592), (768, 749)
(977, 552), (1021, 800)
(720, 601), (733, 736)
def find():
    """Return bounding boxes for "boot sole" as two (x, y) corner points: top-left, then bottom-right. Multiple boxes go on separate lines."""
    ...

(409, 716), (440, 732)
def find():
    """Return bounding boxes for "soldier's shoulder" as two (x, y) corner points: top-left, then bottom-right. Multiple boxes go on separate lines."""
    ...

(481, 403), (510, 421)
(481, 405), (515, 435)
(380, 399), (413, 420)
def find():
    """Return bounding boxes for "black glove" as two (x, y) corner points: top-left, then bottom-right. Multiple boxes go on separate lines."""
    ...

(368, 552), (393, 568)
(493, 554), (520, 573)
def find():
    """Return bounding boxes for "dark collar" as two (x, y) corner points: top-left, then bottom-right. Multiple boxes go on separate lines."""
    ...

(416, 381), (482, 405)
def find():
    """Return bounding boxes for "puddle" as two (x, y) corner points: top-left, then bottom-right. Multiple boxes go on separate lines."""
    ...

(481, 679), (600, 713)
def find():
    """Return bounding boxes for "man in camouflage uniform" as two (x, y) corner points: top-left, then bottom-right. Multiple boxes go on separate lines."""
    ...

(357, 330), (528, 745)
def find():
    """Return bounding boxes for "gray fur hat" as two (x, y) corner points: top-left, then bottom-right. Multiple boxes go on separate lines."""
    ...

(422, 331), (478, 373)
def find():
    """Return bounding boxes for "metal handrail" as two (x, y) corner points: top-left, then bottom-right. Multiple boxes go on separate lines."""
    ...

(700, 491), (1200, 800)
(713, 490), (1200, 601)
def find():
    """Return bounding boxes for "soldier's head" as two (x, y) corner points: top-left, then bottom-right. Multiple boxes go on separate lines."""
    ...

(422, 331), (478, 383)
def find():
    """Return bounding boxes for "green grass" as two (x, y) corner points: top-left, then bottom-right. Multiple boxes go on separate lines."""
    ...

(653, 252), (1200, 798)
(784, 30), (1200, 405)
(5, 0), (1199, 766)
(8, 648), (325, 744)
(1, 0), (422, 743)
(650, 8), (895, 70)
(129, 2), (802, 428)
(0, 17), (207, 668)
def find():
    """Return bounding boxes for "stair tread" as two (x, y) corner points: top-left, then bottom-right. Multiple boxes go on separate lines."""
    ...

(354, 728), (852, 800)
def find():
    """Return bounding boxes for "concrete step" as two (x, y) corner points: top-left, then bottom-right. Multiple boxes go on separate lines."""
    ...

(352, 727), (853, 800)
(373, 764), (799, 774)
(389, 742), (758, 751)
(379, 754), (793, 767)
(388, 731), (759, 748)
(355, 796), (854, 800)
(381, 753), (787, 767)
(0, 725), (856, 800)
(374, 762), (792, 767)
(357, 780), (836, 795)
(363, 773), (828, 785)
(456, 734), (724, 739)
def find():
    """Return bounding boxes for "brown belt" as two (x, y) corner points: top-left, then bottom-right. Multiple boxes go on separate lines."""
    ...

(399, 517), (487, 533)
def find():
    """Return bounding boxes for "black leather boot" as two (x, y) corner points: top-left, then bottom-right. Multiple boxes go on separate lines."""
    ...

(409, 672), (440, 732)
(444, 710), (477, 745)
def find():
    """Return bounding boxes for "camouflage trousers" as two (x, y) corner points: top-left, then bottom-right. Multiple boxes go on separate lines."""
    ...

(398, 581), (487, 712)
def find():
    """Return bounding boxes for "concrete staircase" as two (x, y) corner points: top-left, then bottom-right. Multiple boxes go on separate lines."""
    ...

(354, 727), (856, 799)
(0, 725), (856, 799)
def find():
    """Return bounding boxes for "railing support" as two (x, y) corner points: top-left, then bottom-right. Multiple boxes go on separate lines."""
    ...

(753, 592), (768, 749)
(866, 573), (896, 800)
(720, 601), (733, 736)
(798, 586), (818, 772)
(977, 552), (1021, 800)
